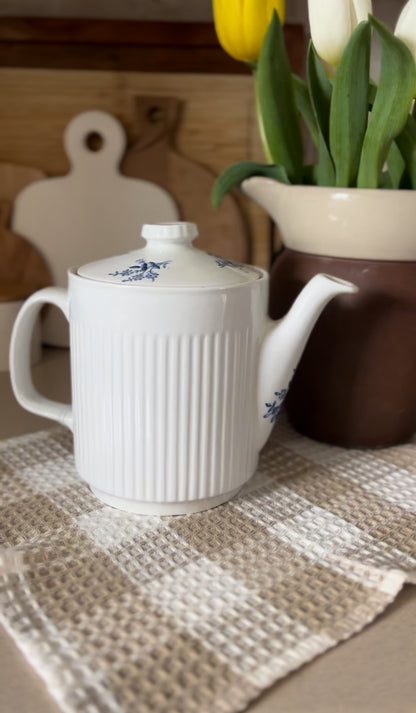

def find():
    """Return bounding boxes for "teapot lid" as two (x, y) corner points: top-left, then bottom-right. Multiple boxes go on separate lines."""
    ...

(77, 222), (262, 288)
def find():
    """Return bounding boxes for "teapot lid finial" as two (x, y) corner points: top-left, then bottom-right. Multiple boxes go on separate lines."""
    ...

(142, 222), (198, 244)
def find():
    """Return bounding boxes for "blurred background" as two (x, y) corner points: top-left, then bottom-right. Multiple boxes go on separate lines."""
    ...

(0, 0), (409, 361)
(0, 0), (405, 26)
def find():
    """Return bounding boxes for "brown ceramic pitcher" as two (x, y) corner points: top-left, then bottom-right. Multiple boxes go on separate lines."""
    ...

(269, 249), (416, 447)
(242, 178), (416, 447)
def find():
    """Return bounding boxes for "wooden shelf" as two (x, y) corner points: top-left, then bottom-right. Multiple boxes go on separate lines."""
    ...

(0, 17), (304, 75)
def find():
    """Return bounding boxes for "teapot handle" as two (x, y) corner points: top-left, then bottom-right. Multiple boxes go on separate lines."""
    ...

(10, 287), (73, 431)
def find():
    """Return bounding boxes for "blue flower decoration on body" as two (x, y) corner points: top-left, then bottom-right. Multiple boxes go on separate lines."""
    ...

(263, 388), (288, 424)
(109, 258), (171, 282)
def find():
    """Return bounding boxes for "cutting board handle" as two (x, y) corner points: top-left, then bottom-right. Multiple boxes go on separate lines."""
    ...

(64, 110), (127, 171)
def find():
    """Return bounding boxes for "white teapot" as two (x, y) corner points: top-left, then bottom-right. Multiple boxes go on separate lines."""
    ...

(10, 222), (356, 515)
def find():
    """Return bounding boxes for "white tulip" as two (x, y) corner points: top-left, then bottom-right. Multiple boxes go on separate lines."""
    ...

(395, 0), (416, 65)
(308, 0), (372, 66)
(351, 0), (373, 24)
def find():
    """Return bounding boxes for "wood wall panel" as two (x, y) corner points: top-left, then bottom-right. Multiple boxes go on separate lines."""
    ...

(0, 20), (305, 269)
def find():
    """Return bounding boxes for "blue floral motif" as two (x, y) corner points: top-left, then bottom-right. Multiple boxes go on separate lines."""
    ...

(263, 388), (288, 424)
(209, 254), (246, 270)
(109, 259), (171, 282)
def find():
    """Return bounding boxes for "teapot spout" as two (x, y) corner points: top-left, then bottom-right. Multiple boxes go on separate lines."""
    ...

(257, 273), (358, 450)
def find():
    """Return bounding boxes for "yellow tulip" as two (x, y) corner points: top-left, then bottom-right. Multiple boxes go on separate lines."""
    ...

(213, 0), (285, 62)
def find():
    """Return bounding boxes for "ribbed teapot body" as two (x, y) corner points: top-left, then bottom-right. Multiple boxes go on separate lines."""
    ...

(68, 269), (268, 514)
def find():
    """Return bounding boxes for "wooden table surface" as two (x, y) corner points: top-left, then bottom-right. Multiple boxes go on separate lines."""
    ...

(1, 348), (415, 713)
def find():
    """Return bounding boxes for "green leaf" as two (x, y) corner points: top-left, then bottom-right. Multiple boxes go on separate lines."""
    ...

(291, 73), (336, 185)
(302, 164), (318, 185)
(307, 41), (335, 185)
(368, 80), (378, 108)
(386, 140), (406, 189)
(330, 21), (371, 187)
(255, 10), (303, 183)
(395, 113), (416, 189)
(357, 16), (416, 188)
(315, 134), (336, 186)
(378, 170), (393, 188)
(307, 42), (332, 145)
(211, 161), (289, 209)
(302, 162), (331, 186)
(291, 73), (319, 148)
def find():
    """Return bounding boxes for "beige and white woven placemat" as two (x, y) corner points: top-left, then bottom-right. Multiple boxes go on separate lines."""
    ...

(0, 418), (415, 713)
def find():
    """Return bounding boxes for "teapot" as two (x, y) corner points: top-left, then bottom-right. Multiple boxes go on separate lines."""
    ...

(10, 222), (357, 515)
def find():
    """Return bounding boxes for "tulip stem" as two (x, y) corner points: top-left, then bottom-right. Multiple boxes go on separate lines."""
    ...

(253, 68), (274, 164)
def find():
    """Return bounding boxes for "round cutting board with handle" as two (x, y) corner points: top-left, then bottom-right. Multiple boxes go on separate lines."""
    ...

(0, 200), (51, 371)
(11, 110), (179, 346)
(0, 161), (46, 203)
(121, 96), (249, 263)
(0, 199), (52, 301)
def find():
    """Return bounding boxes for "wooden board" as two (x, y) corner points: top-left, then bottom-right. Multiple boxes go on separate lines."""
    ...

(12, 110), (179, 346)
(0, 161), (46, 202)
(0, 200), (51, 302)
(0, 68), (271, 267)
(122, 96), (249, 262)
(0, 19), (305, 271)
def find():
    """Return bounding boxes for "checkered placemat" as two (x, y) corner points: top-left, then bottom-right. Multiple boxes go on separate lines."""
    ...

(0, 418), (415, 713)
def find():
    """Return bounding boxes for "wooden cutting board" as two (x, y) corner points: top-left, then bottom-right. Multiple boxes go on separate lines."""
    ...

(11, 110), (179, 346)
(0, 200), (51, 301)
(0, 161), (46, 203)
(122, 97), (249, 262)
(0, 199), (48, 370)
